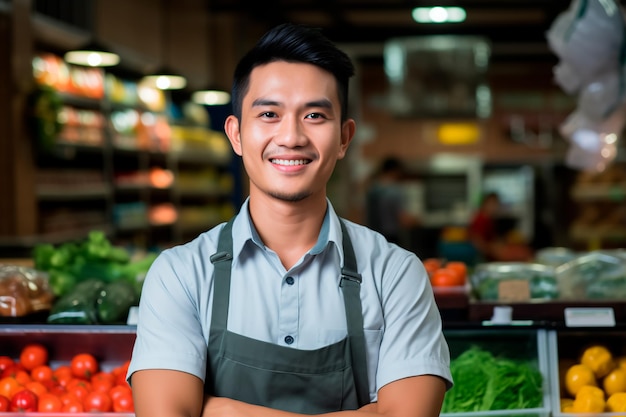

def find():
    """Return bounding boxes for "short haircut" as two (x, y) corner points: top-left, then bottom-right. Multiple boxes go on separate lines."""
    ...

(231, 23), (355, 122)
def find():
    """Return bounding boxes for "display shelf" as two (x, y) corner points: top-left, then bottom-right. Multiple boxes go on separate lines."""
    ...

(468, 299), (626, 324)
(548, 328), (626, 416)
(441, 327), (551, 417)
(36, 183), (112, 201)
(0, 325), (136, 417)
(571, 183), (626, 202)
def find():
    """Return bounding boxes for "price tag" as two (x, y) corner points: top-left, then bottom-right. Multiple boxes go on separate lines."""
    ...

(497, 279), (530, 302)
(564, 307), (616, 327)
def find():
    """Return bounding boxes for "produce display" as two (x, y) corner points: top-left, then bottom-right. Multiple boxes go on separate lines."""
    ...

(20, 230), (157, 324)
(0, 343), (132, 413)
(423, 258), (468, 288)
(470, 262), (559, 301)
(555, 251), (626, 300)
(441, 345), (544, 413)
(559, 344), (626, 413)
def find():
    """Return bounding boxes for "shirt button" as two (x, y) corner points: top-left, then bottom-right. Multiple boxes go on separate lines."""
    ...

(286, 276), (294, 285)
(284, 335), (294, 345)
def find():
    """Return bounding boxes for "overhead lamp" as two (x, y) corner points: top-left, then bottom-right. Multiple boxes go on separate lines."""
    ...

(141, 67), (187, 90)
(64, 41), (120, 67)
(412, 6), (467, 23)
(191, 88), (231, 106)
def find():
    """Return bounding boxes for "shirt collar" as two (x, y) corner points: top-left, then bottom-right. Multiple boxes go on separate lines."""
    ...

(231, 197), (344, 266)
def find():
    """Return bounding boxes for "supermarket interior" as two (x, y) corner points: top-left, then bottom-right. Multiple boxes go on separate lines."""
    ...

(2, 0), (626, 415)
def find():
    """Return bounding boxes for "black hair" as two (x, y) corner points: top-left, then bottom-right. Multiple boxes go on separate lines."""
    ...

(231, 23), (355, 122)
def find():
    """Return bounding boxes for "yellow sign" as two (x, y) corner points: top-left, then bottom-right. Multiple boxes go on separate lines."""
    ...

(437, 122), (481, 145)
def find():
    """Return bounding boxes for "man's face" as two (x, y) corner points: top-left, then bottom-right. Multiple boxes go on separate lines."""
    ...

(225, 61), (354, 202)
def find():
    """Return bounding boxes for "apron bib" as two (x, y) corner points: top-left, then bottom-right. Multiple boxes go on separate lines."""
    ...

(205, 217), (370, 414)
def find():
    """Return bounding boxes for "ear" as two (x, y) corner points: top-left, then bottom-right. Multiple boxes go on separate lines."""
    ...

(337, 118), (356, 159)
(224, 115), (243, 156)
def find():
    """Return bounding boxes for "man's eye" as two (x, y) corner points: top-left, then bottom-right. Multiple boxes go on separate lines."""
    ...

(305, 113), (326, 119)
(260, 111), (277, 118)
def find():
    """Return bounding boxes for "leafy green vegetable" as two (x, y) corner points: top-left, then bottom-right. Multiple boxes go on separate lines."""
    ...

(33, 230), (156, 298)
(442, 346), (543, 413)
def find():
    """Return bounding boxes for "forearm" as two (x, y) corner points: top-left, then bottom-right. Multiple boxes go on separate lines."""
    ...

(202, 375), (446, 417)
(203, 397), (381, 417)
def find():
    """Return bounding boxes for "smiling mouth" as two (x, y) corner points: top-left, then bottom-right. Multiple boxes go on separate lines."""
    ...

(270, 159), (311, 166)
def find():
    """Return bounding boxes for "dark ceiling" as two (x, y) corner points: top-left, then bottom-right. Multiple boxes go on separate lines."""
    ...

(206, 0), (590, 63)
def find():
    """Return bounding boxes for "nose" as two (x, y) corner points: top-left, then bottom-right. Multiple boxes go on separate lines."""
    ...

(275, 114), (307, 147)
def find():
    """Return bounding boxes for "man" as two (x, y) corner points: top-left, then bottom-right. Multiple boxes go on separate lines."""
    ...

(127, 23), (452, 417)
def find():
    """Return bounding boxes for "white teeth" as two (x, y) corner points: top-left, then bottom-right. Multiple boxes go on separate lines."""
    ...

(271, 159), (309, 166)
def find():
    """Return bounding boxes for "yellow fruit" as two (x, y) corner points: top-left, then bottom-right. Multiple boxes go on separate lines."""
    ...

(604, 368), (626, 396)
(572, 385), (606, 413)
(561, 398), (574, 412)
(607, 392), (626, 412)
(581, 345), (615, 379)
(616, 356), (626, 371)
(565, 364), (597, 397)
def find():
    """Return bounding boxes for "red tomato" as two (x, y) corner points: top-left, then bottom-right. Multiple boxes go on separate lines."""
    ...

(430, 268), (464, 287)
(0, 394), (9, 412)
(10, 388), (38, 412)
(91, 371), (115, 393)
(38, 392), (63, 412)
(423, 258), (442, 276)
(112, 388), (134, 412)
(109, 384), (132, 402)
(31, 364), (53, 382)
(61, 398), (84, 413)
(445, 261), (467, 284)
(0, 357), (14, 374)
(70, 353), (99, 379)
(83, 390), (112, 412)
(19, 344), (48, 371)
(59, 392), (80, 406)
(53, 365), (72, 380)
(66, 379), (91, 401)
(0, 376), (22, 398)
(24, 380), (47, 397)
(13, 369), (31, 385)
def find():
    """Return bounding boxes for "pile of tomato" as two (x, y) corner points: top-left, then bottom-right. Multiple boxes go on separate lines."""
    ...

(423, 258), (468, 288)
(0, 343), (133, 413)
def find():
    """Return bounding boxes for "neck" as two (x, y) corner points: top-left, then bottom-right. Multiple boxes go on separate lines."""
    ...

(248, 191), (327, 270)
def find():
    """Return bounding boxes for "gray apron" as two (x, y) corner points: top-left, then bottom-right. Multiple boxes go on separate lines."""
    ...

(205, 217), (370, 414)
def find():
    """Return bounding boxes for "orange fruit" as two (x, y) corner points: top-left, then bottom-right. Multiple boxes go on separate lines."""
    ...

(565, 364), (597, 397)
(581, 345), (615, 379)
(603, 367), (626, 396)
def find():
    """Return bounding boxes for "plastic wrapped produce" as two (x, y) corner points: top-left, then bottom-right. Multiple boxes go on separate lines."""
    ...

(0, 265), (54, 318)
(555, 251), (626, 300)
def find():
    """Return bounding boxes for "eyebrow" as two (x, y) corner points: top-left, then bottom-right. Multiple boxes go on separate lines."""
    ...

(251, 98), (334, 110)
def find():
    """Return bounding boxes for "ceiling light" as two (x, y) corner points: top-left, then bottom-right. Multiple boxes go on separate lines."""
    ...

(64, 41), (120, 67)
(141, 67), (187, 90)
(191, 89), (231, 106)
(412, 7), (467, 23)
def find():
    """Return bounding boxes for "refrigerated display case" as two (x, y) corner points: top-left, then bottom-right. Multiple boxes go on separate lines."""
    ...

(442, 327), (551, 417)
(548, 327), (626, 416)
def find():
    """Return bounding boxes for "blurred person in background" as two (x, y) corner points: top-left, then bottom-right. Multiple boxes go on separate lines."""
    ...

(365, 157), (420, 247)
(469, 192), (532, 262)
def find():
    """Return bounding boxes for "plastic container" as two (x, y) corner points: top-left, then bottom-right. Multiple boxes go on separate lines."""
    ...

(441, 327), (551, 417)
(471, 262), (558, 301)
(548, 329), (626, 417)
(0, 324), (136, 416)
(555, 251), (626, 300)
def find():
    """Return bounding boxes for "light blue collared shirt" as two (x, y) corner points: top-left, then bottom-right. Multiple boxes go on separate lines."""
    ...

(128, 198), (452, 400)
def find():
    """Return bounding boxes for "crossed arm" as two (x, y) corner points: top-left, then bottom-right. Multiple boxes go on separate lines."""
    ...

(131, 369), (447, 417)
